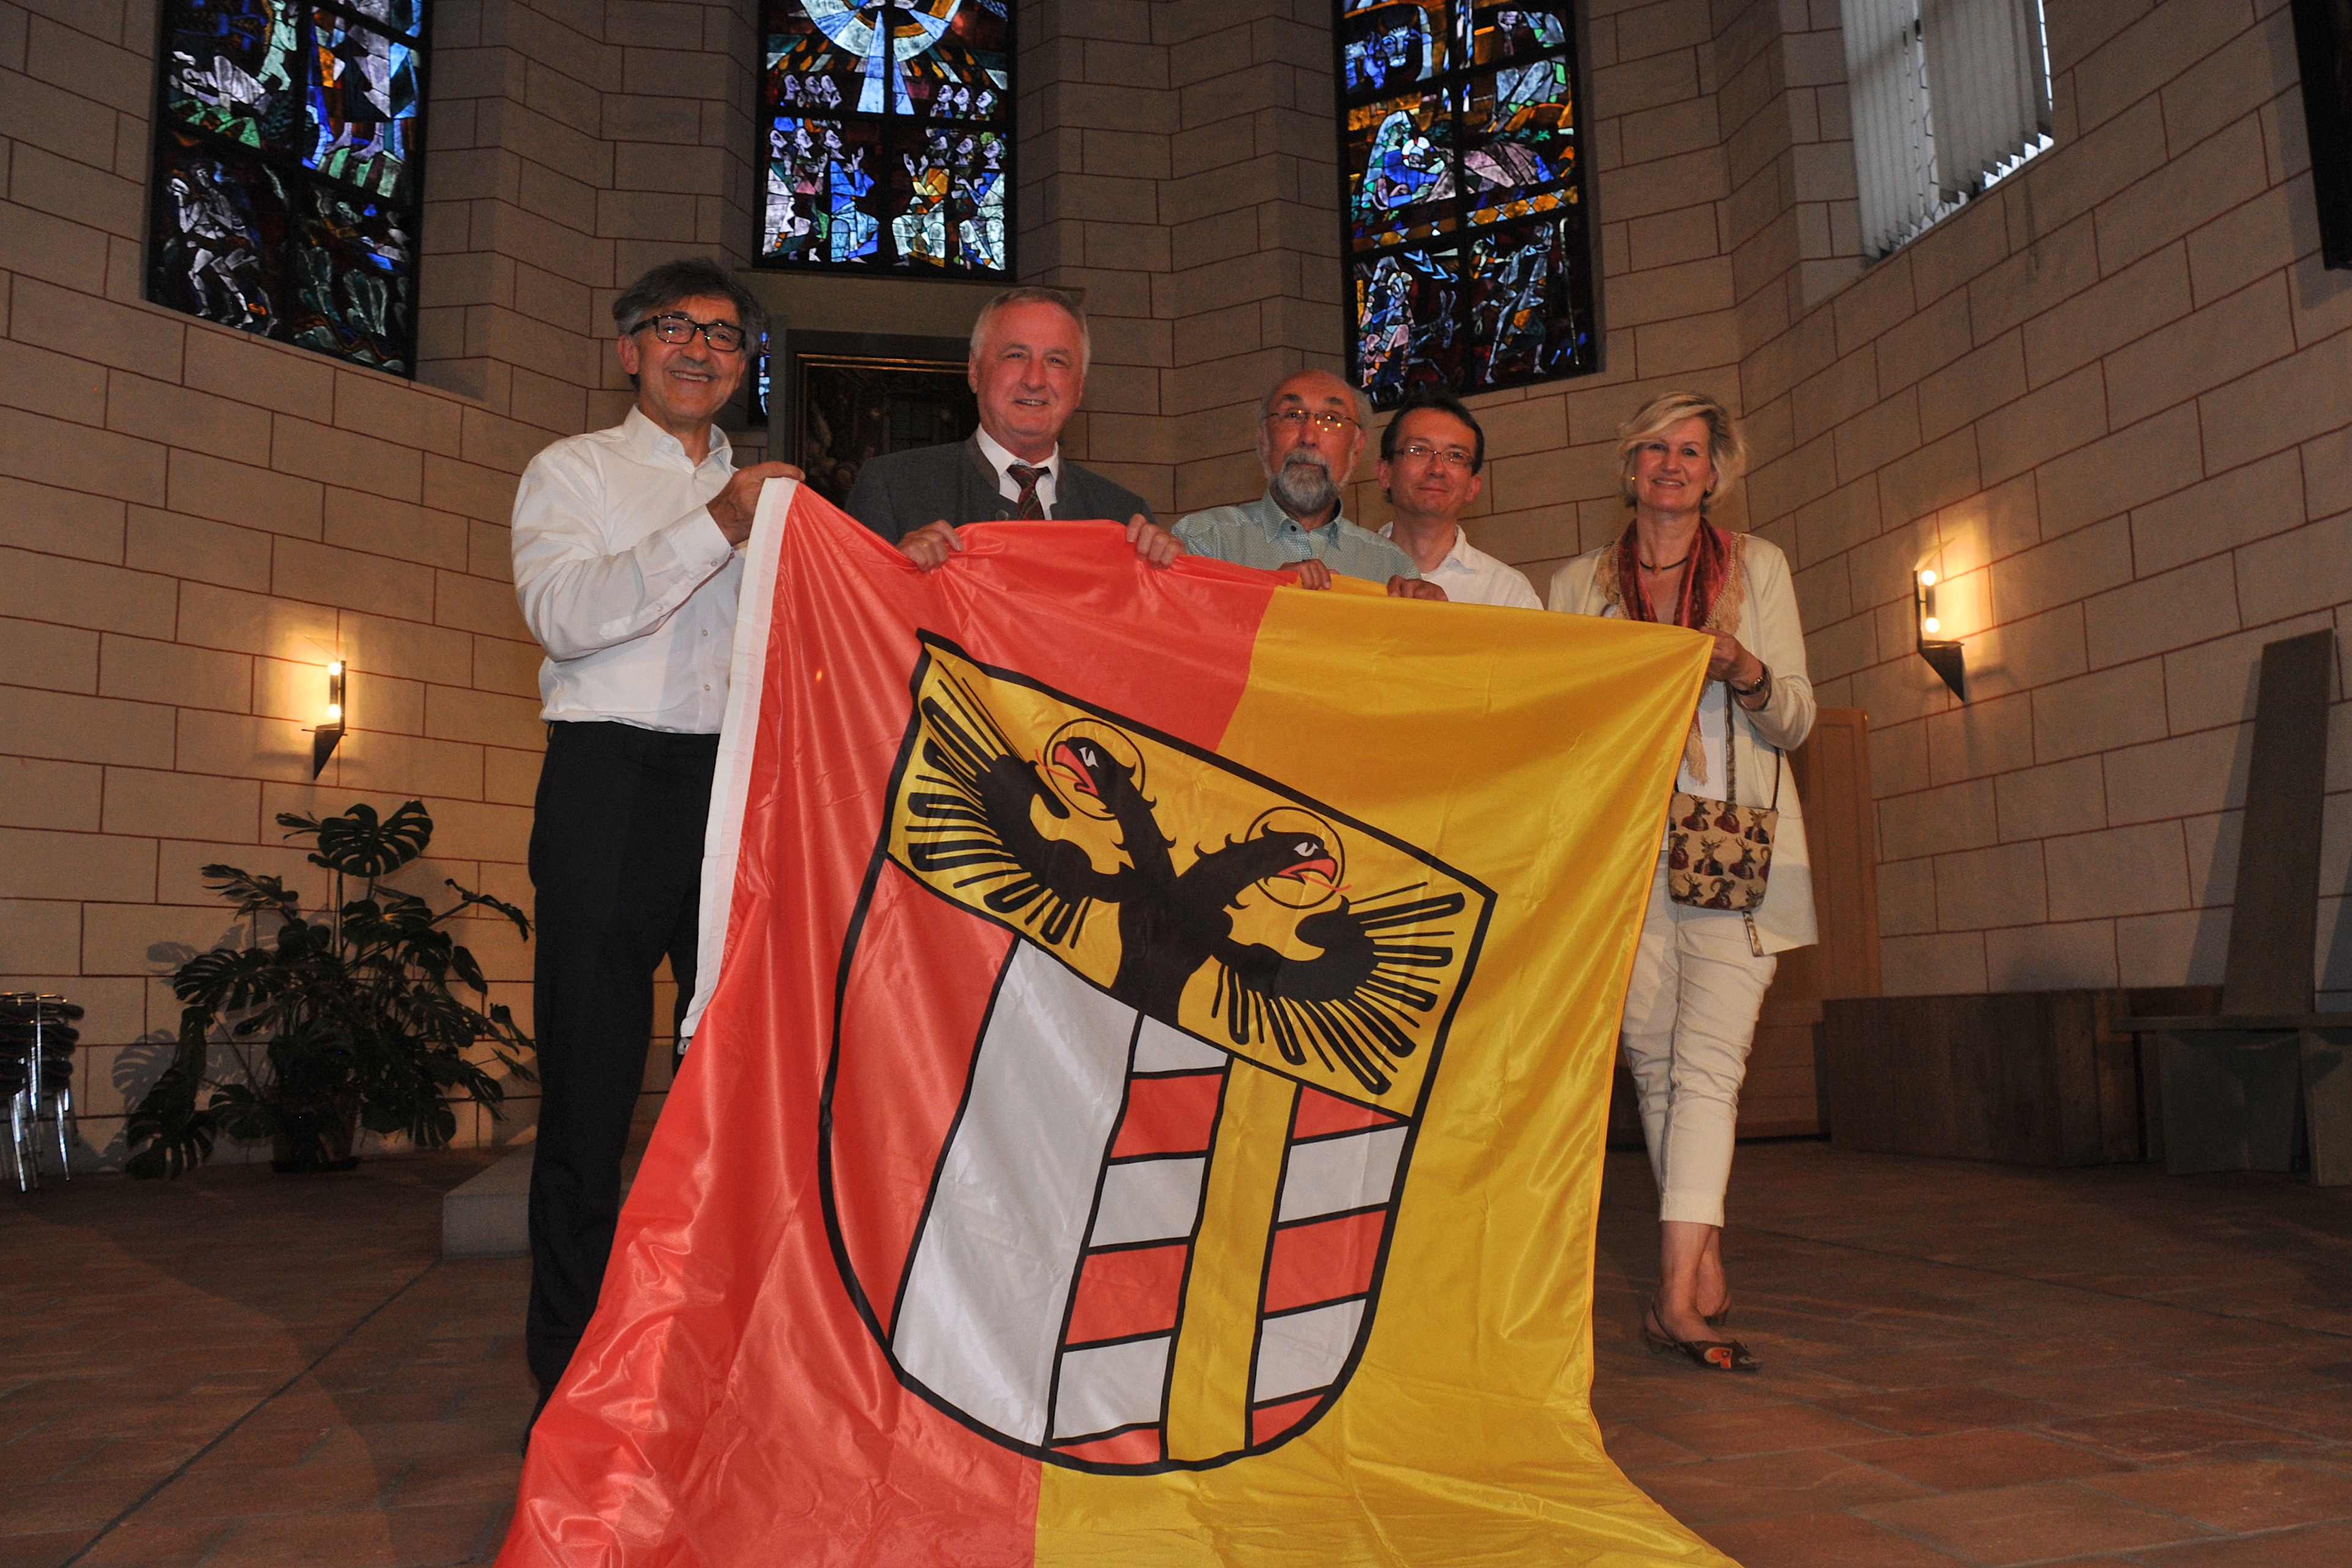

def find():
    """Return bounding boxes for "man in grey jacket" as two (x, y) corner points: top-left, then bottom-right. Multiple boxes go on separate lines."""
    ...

(846, 286), (1180, 570)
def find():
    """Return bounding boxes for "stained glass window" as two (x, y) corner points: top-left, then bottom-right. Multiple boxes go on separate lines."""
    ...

(149, 0), (427, 375)
(756, 1), (1014, 276)
(1338, 1), (1596, 406)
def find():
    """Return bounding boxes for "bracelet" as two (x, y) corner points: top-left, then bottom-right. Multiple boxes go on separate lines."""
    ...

(1731, 662), (1771, 700)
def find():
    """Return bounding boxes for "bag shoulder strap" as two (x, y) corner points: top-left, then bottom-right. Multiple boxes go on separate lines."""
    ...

(1722, 681), (1737, 808)
(1725, 679), (1788, 812)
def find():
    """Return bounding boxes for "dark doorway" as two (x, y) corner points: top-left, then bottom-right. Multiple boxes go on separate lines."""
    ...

(778, 330), (978, 507)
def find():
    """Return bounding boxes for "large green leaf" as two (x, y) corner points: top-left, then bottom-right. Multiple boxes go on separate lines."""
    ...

(200, 866), (303, 919)
(446, 881), (532, 939)
(123, 1059), (218, 1179)
(281, 799), (433, 878)
(140, 795), (536, 1178)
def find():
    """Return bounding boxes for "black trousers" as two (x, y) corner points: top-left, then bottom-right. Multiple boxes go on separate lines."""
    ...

(526, 720), (720, 1391)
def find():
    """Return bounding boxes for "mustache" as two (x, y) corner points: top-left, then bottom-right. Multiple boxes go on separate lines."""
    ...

(1280, 449), (1333, 478)
(1269, 447), (1339, 511)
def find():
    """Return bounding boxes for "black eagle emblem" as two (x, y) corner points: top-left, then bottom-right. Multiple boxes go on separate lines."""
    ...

(897, 670), (1466, 1097)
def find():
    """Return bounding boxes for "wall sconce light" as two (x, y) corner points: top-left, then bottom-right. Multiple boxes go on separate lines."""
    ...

(1914, 570), (1966, 701)
(312, 660), (347, 777)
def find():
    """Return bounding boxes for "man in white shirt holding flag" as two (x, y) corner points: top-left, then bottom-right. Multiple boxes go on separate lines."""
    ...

(1374, 389), (1541, 610)
(508, 257), (797, 1432)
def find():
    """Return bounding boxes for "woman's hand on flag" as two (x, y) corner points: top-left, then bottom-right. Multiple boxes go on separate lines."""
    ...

(1707, 630), (1762, 688)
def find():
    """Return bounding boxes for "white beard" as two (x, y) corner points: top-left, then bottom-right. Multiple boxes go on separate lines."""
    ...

(1270, 452), (1337, 517)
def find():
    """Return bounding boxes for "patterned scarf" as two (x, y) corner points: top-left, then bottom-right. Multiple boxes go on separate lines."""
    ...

(1608, 518), (1738, 631)
(1597, 519), (1745, 785)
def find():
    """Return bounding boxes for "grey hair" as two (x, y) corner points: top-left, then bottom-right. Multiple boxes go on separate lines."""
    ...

(611, 256), (767, 347)
(1614, 390), (1749, 512)
(968, 286), (1091, 376)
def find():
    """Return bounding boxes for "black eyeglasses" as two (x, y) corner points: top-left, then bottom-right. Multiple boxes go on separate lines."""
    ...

(1265, 407), (1357, 433)
(634, 312), (749, 353)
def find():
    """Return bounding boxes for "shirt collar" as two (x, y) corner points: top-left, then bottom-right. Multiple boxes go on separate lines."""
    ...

(975, 424), (1058, 480)
(622, 405), (732, 469)
(1251, 490), (1350, 540)
(1378, 520), (1470, 572)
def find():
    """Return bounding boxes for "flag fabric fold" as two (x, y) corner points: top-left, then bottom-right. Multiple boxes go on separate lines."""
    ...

(498, 480), (1731, 1567)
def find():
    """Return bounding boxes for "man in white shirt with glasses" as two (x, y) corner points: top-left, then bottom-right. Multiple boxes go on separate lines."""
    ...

(1374, 390), (1540, 610)
(1174, 369), (1443, 598)
(508, 257), (798, 1433)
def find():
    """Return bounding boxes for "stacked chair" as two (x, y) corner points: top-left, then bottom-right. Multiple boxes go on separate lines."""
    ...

(1, 992), (79, 1192)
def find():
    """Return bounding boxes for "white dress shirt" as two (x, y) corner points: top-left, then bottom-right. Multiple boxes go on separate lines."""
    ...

(1379, 523), (1542, 608)
(974, 424), (1059, 515)
(512, 406), (741, 733)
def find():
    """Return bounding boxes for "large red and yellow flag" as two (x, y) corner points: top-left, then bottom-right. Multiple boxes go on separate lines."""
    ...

(497, 482), (1728, 1567)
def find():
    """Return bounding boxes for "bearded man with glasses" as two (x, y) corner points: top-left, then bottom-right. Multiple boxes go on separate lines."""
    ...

(509, 258), (801, 1440)
(1375, 389), (1540, 609)
(1174, 369), (1444, 598)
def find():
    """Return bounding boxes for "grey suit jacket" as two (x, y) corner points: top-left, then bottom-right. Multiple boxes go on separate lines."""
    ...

(844, 435), (1153, 544)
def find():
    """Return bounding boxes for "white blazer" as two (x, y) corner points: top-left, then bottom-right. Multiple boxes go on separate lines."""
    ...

(1548, 533), (1820, 954)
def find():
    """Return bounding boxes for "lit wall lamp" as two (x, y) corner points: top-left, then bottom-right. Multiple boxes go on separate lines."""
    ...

(1914, 570), (1966, 701)
(312, 660), (347, 777)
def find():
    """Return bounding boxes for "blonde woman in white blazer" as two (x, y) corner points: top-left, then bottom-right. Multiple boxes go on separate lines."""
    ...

(1548, 390), (1816, 1375)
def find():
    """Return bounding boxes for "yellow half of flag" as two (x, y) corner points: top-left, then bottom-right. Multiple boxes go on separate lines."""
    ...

(1034, 580), (1724, 1565)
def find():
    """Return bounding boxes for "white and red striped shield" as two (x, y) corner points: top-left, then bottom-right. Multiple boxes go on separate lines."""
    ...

(823, 638), (1491, 1473)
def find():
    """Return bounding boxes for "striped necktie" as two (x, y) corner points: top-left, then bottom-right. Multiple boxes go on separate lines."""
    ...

(1006, 462), (1048, 520)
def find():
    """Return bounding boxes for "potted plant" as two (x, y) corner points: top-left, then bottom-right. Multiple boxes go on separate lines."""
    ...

(126, 800), (536, 1176)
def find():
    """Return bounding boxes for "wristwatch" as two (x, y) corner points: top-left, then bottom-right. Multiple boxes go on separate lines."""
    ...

(1730, 661), (1771, 701)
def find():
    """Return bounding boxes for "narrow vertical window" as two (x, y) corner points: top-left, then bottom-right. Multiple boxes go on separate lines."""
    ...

(1337, 1), (1599, 408)
(149, 0), (429, 374)
(1843, 0), (2052, 258)
(757, 1), (1015, 276)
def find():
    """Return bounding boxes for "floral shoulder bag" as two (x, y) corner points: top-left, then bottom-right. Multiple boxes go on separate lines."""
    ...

(1666, 681), (1782, 941)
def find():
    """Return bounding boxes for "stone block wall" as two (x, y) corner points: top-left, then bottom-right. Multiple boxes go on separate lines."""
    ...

(1321, 0), (2350, 1007)
(9, 0), (2348, 1178)
(424, 0), (766, 442)
(0, 0), (766, 1168)
(1014, 0), (1176, 507)
(1727, 0), (2352, 1002)
(1015, 0), (1353, 519)
(1016, 0), (1752, 535)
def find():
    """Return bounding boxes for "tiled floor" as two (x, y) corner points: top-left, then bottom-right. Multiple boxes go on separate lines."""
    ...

(1595, 1143), (2352, 1567)
(0, 1151), (522, 1568)
(5, 1141), (2350, 1566)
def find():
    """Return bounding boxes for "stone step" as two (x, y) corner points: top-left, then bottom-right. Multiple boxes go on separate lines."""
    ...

(442, 1144), (533, 1259)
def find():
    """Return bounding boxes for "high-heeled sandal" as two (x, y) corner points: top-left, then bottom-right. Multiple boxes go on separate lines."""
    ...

(1643, 1301), (1760, 1373)
(1703, 1294), (1731, 1330)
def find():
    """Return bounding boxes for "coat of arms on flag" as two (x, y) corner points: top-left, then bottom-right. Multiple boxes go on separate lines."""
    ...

(832, 636), (1491, 1471)
(497, 483), (1736, 1568)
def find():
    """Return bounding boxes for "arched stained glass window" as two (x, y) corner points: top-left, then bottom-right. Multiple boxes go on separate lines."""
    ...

(147, 0), (427, 375)
(757, 1), (1014, 276)
(1337, 1), (1597, 408)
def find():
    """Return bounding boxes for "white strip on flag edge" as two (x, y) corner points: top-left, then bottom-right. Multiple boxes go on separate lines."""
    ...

(681, 475), (796, 1041)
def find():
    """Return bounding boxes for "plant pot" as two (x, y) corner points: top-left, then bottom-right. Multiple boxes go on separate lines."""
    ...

(271, 1100), (361, 1173)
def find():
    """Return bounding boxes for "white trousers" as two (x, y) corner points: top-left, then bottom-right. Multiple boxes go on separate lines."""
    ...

(1619, 852), (1777, 1228)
